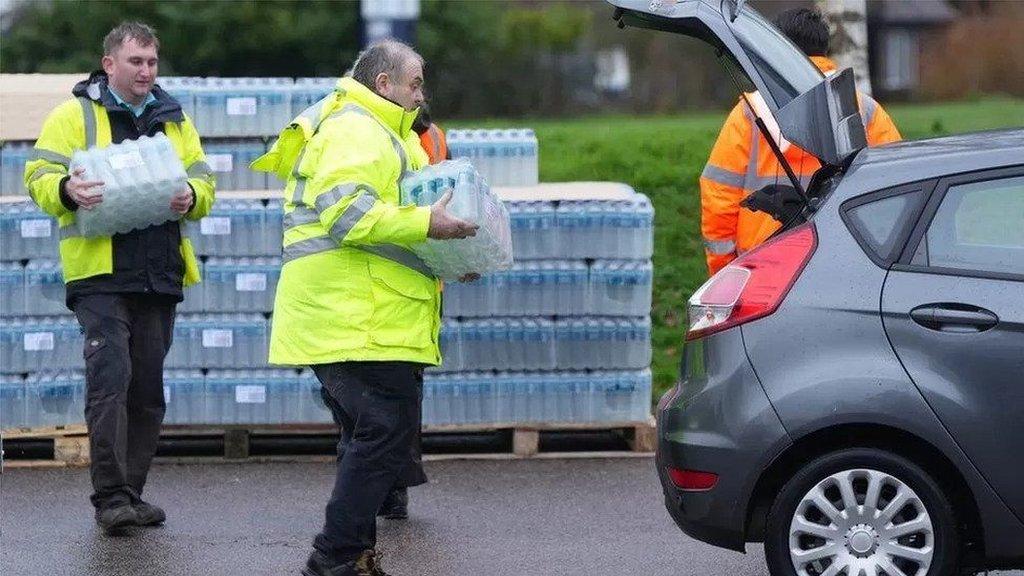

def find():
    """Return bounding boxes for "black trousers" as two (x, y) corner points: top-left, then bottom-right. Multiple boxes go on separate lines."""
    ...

(311, 361), (424, 559)
(322, 383), (427, 489)
(73, 293), (175, 510)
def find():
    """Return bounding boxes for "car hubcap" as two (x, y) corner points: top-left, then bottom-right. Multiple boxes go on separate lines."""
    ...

(788, 468), (935, 576)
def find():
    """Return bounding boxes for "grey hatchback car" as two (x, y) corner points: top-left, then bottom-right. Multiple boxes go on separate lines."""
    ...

(607, 1), (1024, 575)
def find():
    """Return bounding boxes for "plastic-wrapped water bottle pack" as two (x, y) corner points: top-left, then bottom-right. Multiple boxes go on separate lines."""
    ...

(400, 159), (513, 280)
(0, 142), (31, 197)
(203, 256), (282, 312)
(165, 313), (268, 369)
(69, 133), (187, 237)
(0, 316), (81, 373)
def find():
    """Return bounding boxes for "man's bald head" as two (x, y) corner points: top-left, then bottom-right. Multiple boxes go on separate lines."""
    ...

(350, 40), (425, 111)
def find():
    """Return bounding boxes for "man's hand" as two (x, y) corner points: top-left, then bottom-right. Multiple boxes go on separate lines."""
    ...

(427, 190), (479, 240)
(170, 186), (193, 215)
(458, 273), (480, 283)
(65, 167), (104, 210)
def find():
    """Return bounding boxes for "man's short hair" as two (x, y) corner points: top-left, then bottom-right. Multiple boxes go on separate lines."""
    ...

(773, 8), (829, 57)
(350, 39), (424, 89)
(103, 21), (160, 56)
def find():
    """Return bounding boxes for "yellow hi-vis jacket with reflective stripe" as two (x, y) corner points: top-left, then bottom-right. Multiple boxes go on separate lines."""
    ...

(24, 96), (215, 285)
(255, 77), (439, 367)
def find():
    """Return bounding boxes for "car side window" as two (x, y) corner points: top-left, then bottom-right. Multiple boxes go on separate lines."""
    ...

(844, 190), (922, 264)
(912, 176), (1024, 276)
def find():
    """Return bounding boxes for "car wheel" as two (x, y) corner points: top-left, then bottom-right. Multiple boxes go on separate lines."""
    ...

(764, 448), (959, 576)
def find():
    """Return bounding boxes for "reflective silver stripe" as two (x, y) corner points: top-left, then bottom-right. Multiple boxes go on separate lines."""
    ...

(701, 164), (745, 188)
(78, 97), (96, 148)
(355, 244), (434, 279)
(283, 206), (320, 229)
(186, 161), (214, 179)
(28, 165), (67, 183)
(745, 174), (814, 191)
(29, 149), (71, 166)
(290, 148), (309, 205)
(314, 183), (360, 214)
(860, 95), (878, 127)
(703, 237), (737, 255)
(282, 235), (336, 264)
(328, 193), (376, 243)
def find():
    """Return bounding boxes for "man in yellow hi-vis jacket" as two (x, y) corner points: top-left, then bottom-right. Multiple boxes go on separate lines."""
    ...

(255, 40), (477, 576)
(24, 22), (214, 535)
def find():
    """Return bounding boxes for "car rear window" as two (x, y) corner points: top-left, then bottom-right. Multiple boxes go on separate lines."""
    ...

(843, 189), (925, 265)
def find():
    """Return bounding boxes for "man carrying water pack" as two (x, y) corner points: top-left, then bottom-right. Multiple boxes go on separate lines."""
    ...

(255, 39), (476, 576)
(23, 21), (215, 534)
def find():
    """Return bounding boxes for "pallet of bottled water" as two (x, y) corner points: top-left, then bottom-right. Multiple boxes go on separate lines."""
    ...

(69, 133), (187, 237)
(401, 159), (513, 280)
(447, 129), (539, 187)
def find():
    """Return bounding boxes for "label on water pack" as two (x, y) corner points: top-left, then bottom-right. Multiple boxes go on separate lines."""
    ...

(207, 154), (234, 173)
(226, 97), (258, 116)
(235, 385), (266, 404)
(108, 151), (145, 170)
(200, 217), (232, 235)
(24, 332), (55, 351)
(202, 329), (233, 348)
(164, 385), (171, 404)
(235, 273), (267, 292)
(20, 219), (52, 238)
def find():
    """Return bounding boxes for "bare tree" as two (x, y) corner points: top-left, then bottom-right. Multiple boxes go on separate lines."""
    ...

(816, 0), (873, 95)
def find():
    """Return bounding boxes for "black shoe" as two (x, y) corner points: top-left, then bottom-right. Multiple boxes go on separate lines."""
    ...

(377, 488), (408, 520)
(95, 504), (138, 535)
(132, 500), (166, 526)
(301, 549), (389, 576)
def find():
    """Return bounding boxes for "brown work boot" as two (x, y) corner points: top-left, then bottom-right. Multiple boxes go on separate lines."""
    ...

(301, 549), (391, 576)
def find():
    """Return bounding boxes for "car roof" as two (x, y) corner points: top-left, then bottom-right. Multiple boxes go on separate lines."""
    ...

(840, 128), (1024, 194)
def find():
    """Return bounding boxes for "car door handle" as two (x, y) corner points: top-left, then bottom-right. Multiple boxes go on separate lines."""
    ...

(910, 304), (999, 333)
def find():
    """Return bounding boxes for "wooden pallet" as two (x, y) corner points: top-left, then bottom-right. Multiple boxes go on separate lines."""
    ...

(1, 418), (656, 468)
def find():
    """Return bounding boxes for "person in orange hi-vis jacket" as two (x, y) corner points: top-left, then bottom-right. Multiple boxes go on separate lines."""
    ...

(700, 7), (902, 276)
(413, 102), (450, 165)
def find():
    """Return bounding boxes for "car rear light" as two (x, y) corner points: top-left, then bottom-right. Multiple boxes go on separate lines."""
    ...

(686, 223), (817, 341)
(667, 467), (719, 491)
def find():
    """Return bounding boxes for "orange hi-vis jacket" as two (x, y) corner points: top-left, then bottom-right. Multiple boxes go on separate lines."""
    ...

(700, 56), (902, 276)
(419, 123), (449, 165)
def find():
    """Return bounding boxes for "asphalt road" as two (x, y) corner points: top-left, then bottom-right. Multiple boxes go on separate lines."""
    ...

(1, 457), (1022, 576)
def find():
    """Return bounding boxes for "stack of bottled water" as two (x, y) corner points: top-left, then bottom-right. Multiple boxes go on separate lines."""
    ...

(400, 159), (513, 280)
(0, 201), (59, 259)
(188, 199), (273, 256)
(158, 76), (203, 120)
(202, 139), (268, 191)
(25, 370), (85, 428)
(203, 369), (301, 425)
(0, 142), (31, 196)
(1, 373), (28, 429)
(165, 313), (268, 369)
(70, 133), (187, 237)
(203, 257), (281, 312)
(447, 129), (539, 187)
(0, 262), (25, 317)
(421, 369), (651, 426)
(0, 316), (81, 374)
(193, 78), (293, 138)
(163, 369), (206, 425)
(24, 260), (66, 316)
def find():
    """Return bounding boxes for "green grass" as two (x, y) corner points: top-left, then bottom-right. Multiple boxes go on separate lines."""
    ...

(455, 97), (1024, 401)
